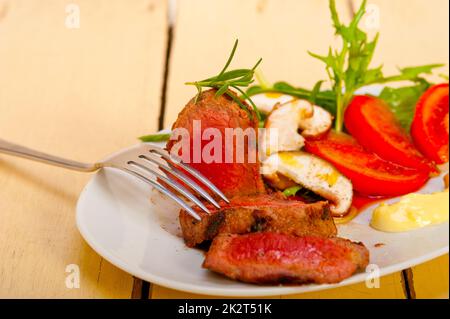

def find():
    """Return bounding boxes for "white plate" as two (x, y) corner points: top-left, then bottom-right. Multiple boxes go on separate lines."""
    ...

(76, 88), (449, 297)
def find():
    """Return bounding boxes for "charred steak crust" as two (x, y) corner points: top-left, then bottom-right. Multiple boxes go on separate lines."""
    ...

(179, 194), (337, 247)
(166, 89), (266, 199)
(203, 232), (370, 284)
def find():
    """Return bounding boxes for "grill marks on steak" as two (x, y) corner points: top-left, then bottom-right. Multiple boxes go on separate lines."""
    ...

(179, 193), (337, 247)
(203, 232), (369, 284)
(166, 89), (265, 199)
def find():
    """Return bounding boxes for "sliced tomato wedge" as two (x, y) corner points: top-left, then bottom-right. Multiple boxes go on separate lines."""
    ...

(304, 132), (429, 197)
(411, 83), (449, 164)
(344, 95), (436, 174)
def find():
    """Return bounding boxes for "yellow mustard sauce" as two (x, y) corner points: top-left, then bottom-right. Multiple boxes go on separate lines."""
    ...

(264, 92), (283, 99)
(278, 152), (302, 168)
(370, 189), (449, 232)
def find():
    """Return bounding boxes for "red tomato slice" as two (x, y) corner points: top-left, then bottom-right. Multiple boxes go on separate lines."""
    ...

(305, 132), (429, 197)
(411, 83), (449, 164)
(344, 95), (436, 174)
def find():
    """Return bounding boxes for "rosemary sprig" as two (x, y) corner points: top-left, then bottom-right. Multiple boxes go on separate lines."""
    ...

(139, 133), (171, 142)
(185, 40), (262, 121)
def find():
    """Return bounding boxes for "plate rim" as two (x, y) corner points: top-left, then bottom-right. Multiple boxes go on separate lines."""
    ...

(76, 85), (449, 297)
(76, 165), (449, 297)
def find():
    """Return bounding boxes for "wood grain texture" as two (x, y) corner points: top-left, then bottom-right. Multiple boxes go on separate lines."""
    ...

(0, 0), (167, 297)
(151, 272), (405, 299)
(412, 254), (449, 299)
(282, 273), (406, 299)
(352, 0), (449, 82)
(151, 0), (407, 299)
(163, 0), (352, 128)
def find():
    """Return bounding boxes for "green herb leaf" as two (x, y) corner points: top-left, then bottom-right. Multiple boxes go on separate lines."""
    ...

(185, 39), (262, 120)
(246, 81), (337, 114)
(217, 39), (239, 79)
(369, 64), (444, 85)
(283, 186), (302, 197)
(310, 80), (324, 104)
(245, 85), (265, 97)
(378, 82), (431, 130)
(398, 64), (444, 80)
(215, 84), (229, 97)
(139, 133), (171, 143)
(251, 0), (443, 132)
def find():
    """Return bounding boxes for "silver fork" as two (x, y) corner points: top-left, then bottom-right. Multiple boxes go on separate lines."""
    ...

(0, 138), (229, 220)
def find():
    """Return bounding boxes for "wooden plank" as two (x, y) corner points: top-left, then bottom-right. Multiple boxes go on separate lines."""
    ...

(163, 0), (352, 128)
(151, 273), (405, 299)
(153, 0), (405, 299)
(411, 255), (449, 299)
(151, 286), (277, 299)
(352, 0), (449, 81)
(0, 0), (167, 297)
(283, 273), (405, 299)
(352, 0), (449, 299)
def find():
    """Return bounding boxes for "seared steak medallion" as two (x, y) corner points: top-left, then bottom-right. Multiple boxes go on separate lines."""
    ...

(167, 89), (265, 199)
(203, 232), (369, 284)
(180, 193), (337, 247)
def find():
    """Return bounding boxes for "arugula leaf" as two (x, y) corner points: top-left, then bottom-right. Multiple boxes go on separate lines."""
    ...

(272, 0), (444, 132)
(371, 64), (444, 85)
(139, 133), (171, 143)
(308, 0), (381, 131)
(379, 82), (431, 130)
(310, 80), (325, 105)
(245, 0), (444, 132)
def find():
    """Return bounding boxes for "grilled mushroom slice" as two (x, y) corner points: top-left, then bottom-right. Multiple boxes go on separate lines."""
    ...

(262, 151), (353, 216)
(261, 99), (333, 156)
(261, 100), (313, 156)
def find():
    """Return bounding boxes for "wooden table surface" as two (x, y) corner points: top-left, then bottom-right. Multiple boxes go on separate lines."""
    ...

(0, 0), (448, 299)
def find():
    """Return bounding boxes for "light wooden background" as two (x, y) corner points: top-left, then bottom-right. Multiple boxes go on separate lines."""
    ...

(0, 0), (448, 299)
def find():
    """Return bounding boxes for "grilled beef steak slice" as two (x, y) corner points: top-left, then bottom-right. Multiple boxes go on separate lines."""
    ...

(166, 89), (265, 199)
(203, 232), (369, 284)
(180, 193), (337, 247)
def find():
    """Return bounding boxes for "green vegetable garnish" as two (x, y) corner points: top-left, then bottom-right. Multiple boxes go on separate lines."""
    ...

(246, 80), (337, 115)
(309, 0), (443, 132)
(282, 186), (302, 197)
(247, 0), (444, 132)
(378, 82), (431, 130)
(140, 0), (446, 141)
(139, 133), (171, 143)
(185, 39), (262, 121)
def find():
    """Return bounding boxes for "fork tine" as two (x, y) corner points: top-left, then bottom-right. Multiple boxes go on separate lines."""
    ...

(120, 167), (201, 221)
(128, 160), (211, 214)
(139, 154), (221, 209)
(167, 159), (230, 204)
(148, 147), (230, 203)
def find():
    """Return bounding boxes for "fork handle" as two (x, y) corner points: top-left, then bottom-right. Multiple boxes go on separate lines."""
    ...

(0, 138), (97, 172)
